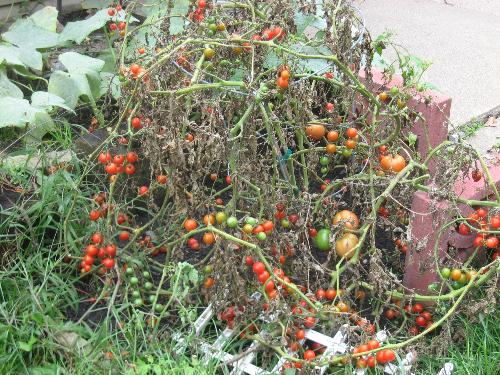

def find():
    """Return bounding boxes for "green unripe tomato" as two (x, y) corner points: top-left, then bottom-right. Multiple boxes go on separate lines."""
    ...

(144, 282), (153, 290)
(226, 216), (238, 228)
(154, 303), (164, 313)
(208, 23), (217, 32)
(320, 167), (328, 174)
(126, 267), (134, 275)
(315, 228), (331, 251)
(256, 232), (267, 241)
(427, 283), (439, 292)
(131, 290), (141, 298)
(203, 47), (215, 59)
(216, 212), (227, 224)
(148, 295), (156, 304)
(440, 267), (451, 279)
(134, 298), (143, 307)
(450, 281), (461, 290)
(281, 219), (290, 228)
(130, 277), (139, 286)
(246, 217), (257, 225)
(142, 271), (150, 278)
(319, 156), (330, 166)
(204, 265), (213, 274)
(390, 86), (399, 95)
(342, 149), (352, 158)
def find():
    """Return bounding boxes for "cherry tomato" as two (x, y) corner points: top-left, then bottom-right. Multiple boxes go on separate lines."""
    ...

(91, 232), (103, 244)
(412, 303), (424, 313)
(303, 349), (316, 361)
(252, 261), (266, 275)
(471, 169), (483, 182)
(102, 257), (115, 269)
(184, 219), (198, 232)
(89, 210), (100, 221)
(346, 127), (358, 138)
(458, 223), (471, 235)
(325, 288), (337, 300)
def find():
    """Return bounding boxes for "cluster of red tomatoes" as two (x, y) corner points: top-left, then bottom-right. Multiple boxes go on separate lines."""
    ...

(128, 63), (148, 82)
(107, 5), (126, 36)
(274, 203), (299, 229)
(276, 66), (291, 89)
(355, 347), (396, 369)
(252, 25), (285, 42)
(378, 146), (406, 173)
(246, 261), (288, 300)
(189, 0), (210, 22)
(394, 238), (408, 254)
(80, 232), (116, 273)
(458, 207), (499, 255)
(98, 150), (138, 178)
(353, 339), (396, 369)
(384, 301), (434, 334)
(305, 122), (359, 155)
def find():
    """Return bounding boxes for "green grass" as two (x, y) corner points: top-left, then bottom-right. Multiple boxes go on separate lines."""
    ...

(416, 313), (500, 375)
(458, 119), (485, 138)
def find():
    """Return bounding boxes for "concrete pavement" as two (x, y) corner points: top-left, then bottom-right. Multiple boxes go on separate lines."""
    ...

(355, 0), (500, 145)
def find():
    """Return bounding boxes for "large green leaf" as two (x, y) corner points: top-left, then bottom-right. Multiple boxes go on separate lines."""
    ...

(59, 52), (105, 73)
(2, 18), (60, 50)
(169, 0), (190, 35)
(126, 8), (167, 55)
(0, 98), (37, 128)
(264, 43), (333, 73)
(100, 72), (121, 99)
(60, 9), (111, 44)
(29, 6), (59, 32)
(26, 112), (56, 144)
(294, 11), (326, 36)
(48, 71), (86, 110)
(0, 44), (43, 71)
(82, 0), (113, 9)
(0, 68), (23, 99)
(31, 91), (73, 113)
(48, 52), (105, 109)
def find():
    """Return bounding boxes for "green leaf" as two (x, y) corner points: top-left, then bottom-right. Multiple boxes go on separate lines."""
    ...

(18, 336), (37, 352)
(0, 98), (37, 128)
(48, 53), (106, 109)
(408, 132), (418, 147)
(264, 43), (333, 74)
(31, 312), (45, 326)
(100, 72), (121, 99)
(0, 68), (23, 98)
(60, 9), (111, 44)
(31, 91), (74, 113)
(230, 68), (246, 82)
(27, 365), (62, 375)
(126, 9), (166, 55)
(82, 0), (113, 9)
(29, 6), (59, 32)
(0, 44), (43, 71)
(47, 71), (82, 110)
(2, 18), (60, 50)
(169, 0), (190, 35)
(59, 52), (105, 73)
(294, 11), (326, 36)
(26, 112), (56, 144)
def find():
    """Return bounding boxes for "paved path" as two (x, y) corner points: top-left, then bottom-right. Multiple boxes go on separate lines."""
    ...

(355, 0), (500, 145)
